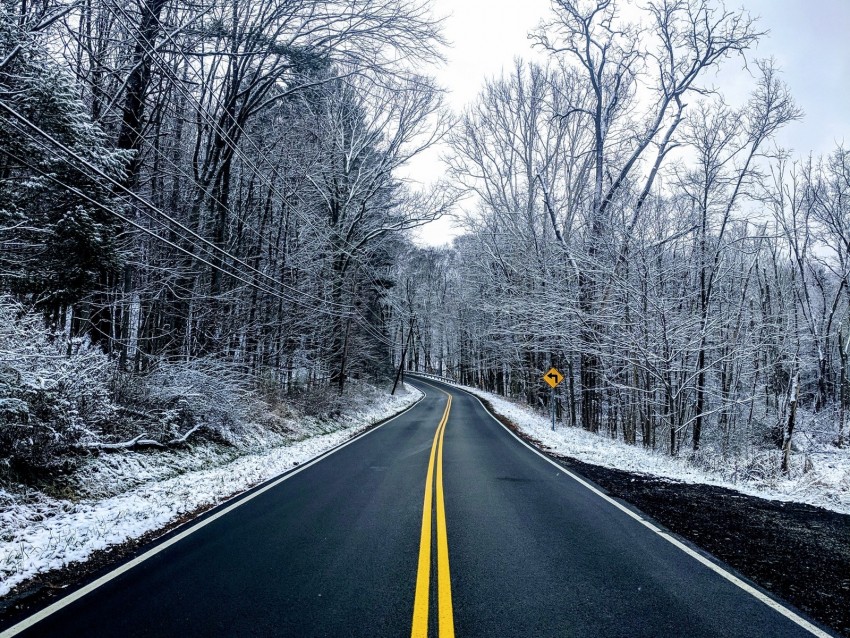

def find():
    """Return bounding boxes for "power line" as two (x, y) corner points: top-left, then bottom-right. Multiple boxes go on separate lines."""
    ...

(0, 142), (312, 310)
(0, 97), (356, 315)
(101, 0), (413, 318)
(1, 116), (400, 347)
(3, 4), (415, 348)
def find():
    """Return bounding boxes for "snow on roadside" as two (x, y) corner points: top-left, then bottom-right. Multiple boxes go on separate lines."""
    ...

(0, 383), (422, 597)
(418, 375), (850, 516)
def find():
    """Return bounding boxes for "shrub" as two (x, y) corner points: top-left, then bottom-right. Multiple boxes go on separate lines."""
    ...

(0, 296), (115, 475)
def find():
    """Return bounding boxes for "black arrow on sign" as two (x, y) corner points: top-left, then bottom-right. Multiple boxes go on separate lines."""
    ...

(547, 372), (560, 382)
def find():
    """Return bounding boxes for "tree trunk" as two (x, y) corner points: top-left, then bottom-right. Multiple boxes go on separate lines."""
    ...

(781, 371), (800, 474)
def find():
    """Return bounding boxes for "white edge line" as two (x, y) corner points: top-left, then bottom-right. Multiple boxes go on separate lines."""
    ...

(0, 389), (426, 638)
(411, 374), (834, 638)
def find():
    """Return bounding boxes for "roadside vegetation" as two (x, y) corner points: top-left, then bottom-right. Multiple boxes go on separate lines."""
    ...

(0, 0), (448, 484)
(397, 1), (850, 493)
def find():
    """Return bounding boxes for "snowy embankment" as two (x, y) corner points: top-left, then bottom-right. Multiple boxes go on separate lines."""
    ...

(418, 374), (850, 516)
(0, 383), (422, 598)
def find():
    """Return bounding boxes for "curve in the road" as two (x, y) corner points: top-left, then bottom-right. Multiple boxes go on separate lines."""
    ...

(0, 377), (839, 638)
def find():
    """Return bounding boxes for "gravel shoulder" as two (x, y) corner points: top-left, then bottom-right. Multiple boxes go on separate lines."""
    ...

(556, 456), (850, 638)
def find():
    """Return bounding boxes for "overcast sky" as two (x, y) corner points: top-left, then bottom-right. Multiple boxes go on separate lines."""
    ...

(409, 0), (850, 246)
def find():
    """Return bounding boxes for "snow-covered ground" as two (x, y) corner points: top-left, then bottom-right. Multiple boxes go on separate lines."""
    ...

(417, 374), (850, 516)
(0, 383), (422, 597)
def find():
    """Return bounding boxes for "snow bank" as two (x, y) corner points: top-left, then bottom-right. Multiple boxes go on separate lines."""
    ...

(418, 374), (850, 516)
(0, 383), (422, 597)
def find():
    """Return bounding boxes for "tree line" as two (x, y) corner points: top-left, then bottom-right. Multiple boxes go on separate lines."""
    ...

(0, 0), (450, 393)
(395, 0), (849, 472)
(2, 0), (847, 476)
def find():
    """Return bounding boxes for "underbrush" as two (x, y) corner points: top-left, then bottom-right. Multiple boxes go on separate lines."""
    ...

(0, 296), (393, 489)
(0, 299), (114, 476)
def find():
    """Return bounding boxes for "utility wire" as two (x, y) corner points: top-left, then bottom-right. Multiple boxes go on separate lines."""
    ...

(1, 116), (401, 346)
(101, 0), (413, 319)
(0, 143), (315, 310)
(5, 3), (413, 347)
(0, 97), (356, 315)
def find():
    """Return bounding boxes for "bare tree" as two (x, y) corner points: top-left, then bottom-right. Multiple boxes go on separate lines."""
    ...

(532, 0), (762, 432)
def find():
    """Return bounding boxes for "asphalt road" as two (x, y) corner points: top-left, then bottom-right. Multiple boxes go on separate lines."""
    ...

(2, 377), (835, 637)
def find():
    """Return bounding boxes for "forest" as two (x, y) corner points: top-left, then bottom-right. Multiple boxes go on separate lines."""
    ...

(0, 0), (451, 474)
(398, 1), (848, 474)
(1, 0), (848, 480)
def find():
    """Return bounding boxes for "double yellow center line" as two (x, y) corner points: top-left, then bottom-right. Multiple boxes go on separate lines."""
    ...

(411, 391), (454, 638)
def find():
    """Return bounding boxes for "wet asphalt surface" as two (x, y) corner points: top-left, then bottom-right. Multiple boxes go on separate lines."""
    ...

(1, 377), (837, 637)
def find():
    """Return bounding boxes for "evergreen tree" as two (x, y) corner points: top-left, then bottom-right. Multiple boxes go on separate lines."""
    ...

(0, 10), (130, 314)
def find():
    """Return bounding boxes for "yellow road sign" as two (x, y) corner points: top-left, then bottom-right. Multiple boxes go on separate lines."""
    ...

(543, 367), (564, 389)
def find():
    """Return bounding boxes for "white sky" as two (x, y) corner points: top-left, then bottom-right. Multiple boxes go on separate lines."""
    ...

(408, 0), (850, 246)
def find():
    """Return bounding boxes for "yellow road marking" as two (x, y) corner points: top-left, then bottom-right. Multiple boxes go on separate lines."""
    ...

(435, 399), (454, 637)
(411, 392), (453, 638)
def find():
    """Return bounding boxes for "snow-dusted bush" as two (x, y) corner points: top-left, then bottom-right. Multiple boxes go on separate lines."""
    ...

(0, 294), (393, 483)
(0, 297), (115, 474)
(114, 358), (263, 446)
(0, 294), (307, 478)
